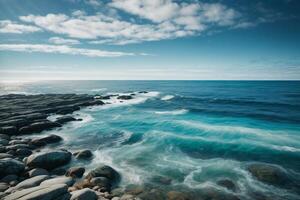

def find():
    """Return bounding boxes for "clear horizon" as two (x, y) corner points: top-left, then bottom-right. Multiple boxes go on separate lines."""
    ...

(1, 0), (300, 80)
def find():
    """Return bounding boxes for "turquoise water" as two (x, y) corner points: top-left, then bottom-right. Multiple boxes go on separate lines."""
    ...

(1, 81), (300, 199)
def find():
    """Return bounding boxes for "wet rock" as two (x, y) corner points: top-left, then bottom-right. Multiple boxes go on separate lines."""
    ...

(120, 194), (135, 200)
(73, 149), (93, 159)
(0, 153), (13, 159)
(0, 146), (6, 153)
(6, 144), (34, 151)
(0, 183), (9, 192)
(117, 95), (133, 100)
(9, 139), (28, 145)
(55, 116), (77, 124)
(15, 148), (32, 156)
(0, 139), (9, 146)
(51, 168), (67, 176)
(26, 150), (72, 170)
(86, 165), (120, 185)
(31, 134), (62, 144)
(0, 126), (18, 135)
(0, 134), (10, 140)
(90, 177), (111, 188)
(6, 175), (49, 193)
(0, 158), (25, 177)
(247, 163), (289, 186)
(217, 179), (237, 192)
(41, 176), (75, 187)
(125, 185), (144, 195)
(70, 188), (97, 200)
(66, 167), (85, 178)
(167, 191), (189, 200)
(28, 168), (49, 177)
(19, 121), (61, 134)
(3, 183), (68, 200)
(0, 175), (18, 183)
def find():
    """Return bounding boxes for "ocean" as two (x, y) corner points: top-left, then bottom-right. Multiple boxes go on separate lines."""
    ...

(1, 80), (300, 199)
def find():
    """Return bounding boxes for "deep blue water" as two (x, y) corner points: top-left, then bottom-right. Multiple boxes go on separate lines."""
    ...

(1, 80), (300, 199)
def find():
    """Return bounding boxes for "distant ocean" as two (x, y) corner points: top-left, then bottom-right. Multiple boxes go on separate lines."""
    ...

(1, 80), (300, 199)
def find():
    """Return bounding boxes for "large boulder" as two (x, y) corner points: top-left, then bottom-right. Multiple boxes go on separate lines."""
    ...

(70, 188), (97, 200)
(18, 121), (61, 134)
(0, 126), (18, 135)
(55, 116), (77, 124)
(73, 149), (93, 159)
(86, 165), (120, 185)
(0, 158), (25, 177)
(3, 183), (68, 200)
(66, 167), (85, 178)
(26, 150), (72, 170)
(6, 175), (49, 193)
(217, 179), (237, 192)
(247, 163), (289, 186)
(40, 176), (75, 187)
(31, 134), (62, 145)
(28, 168), (49, 177)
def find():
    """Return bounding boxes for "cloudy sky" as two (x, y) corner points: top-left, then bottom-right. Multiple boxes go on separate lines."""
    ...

(0, 0), (300, 80)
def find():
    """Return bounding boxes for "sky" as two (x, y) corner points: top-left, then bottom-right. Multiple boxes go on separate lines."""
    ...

(0, 0), (300, 80)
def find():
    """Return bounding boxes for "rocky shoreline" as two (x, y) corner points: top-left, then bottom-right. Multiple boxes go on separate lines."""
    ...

(0, 94), (298, 200)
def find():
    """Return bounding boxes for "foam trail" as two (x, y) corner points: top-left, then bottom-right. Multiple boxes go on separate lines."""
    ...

(155, 109), (188, 115)
(161, 95), (174, 101)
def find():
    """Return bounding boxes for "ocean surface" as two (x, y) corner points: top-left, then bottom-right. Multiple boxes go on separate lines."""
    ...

(1, 80), (300, 200)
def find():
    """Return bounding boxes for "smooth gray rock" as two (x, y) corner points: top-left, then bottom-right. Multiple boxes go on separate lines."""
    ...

(26, 150), (72, 170)
(0, 153), (13, 159)
(0, 134), (10, 140)
(31, 134), (62, 145)
(0, 182), (9, 192)
(18, 121), (61, 134)
(28, 168), (49, 177)
(6, 144), (34, 151)
(70, 188), (97, 200)
(4, 183), (68, 200)
(40, 176), (75, 187)
(0, 126), (17, 136)
(65, 167), (85, 178)
(6, 175), (49, 193)
(0, 139), (9, 146)
(90, 177), (111, 188)
(73, 149), (93, 159)
(86, 165), (120, 186)
(15, 148), (32, 157)
(0, 158), (25, 177)
(0, 174), (18, 183)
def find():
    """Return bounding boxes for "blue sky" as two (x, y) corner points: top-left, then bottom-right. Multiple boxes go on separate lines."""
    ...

(0, 0), (300, 80)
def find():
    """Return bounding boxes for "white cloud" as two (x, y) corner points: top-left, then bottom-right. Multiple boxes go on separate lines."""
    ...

(0, 20), (41, 34)
(49, 37), (80, 45)
(17, 1), (240, 45)
(0, 44), (134, 57)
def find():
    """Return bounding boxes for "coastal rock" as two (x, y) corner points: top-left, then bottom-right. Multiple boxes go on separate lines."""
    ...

(41, 176), (75, 187)
(167, 191), (189, 200)
(0, 134), (10, 140)
(86, 165), (120, 184)
(117, 95), (133, 100)
(6, 144), (34, 151)
(0, 183), (9, 192)
(26, 150), (72, 170)
(0, 158), (25, 177)
(6, 175), (49, 193)
(28, 168), (49, 177)
(66, 167), (85, 178)
(31, 134), (62, 144)
(0, 139), (9, 146)
(9, 139), (28, 145)
(15, 148), (32, 156)
(51, 168), (67, 176)
(0, 153), (13, 159)
(217, 179), (237, 192)
(0, 126), (18, 135)
(18, 121), (61, 134)
(3, 183), (68, 200)
(0, 175), (18, 183)
(73, 149), (93, 159)
(247, 163), (289, 186)
(55, 116), (77, 124)
(70, 188), (97, 200)
(90, 177), (111, 188)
